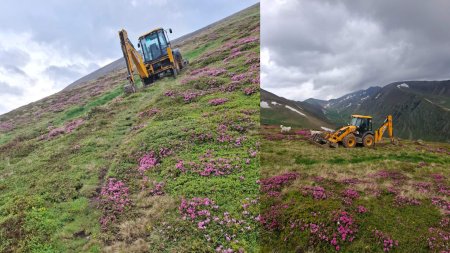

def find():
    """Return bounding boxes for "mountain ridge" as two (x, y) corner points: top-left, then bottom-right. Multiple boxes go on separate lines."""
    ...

(303, 80), (450, 142)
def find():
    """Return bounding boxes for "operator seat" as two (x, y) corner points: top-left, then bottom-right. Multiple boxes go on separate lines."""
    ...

(149, 44), (161, 59)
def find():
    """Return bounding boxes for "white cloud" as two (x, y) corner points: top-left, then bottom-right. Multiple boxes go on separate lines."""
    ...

(0, 31), (113, 114)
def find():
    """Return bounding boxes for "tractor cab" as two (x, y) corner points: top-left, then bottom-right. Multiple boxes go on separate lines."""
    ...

(138, 28), (172, 63)
(350, 115), (373, 137)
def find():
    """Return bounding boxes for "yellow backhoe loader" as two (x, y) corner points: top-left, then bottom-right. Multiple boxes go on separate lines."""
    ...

(310, 115), (395, 148)
(118, 28), (187, 92)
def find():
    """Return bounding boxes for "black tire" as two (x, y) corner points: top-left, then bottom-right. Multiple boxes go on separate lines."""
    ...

(171, 67), (178, 78)
(143, 77), (154, 86)
(363, 134), (375, 148)
(342, 134), (356, 148)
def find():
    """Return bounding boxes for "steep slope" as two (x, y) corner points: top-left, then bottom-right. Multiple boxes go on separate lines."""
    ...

(0, 4), (260, 252)
(304, 81), (450, 142)
(64, 4), (259, 91)
(260, 89), (334, 130)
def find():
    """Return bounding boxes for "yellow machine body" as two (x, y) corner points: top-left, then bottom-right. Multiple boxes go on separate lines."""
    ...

(118, 27), (186, 90)
(311, 115), (394, 148)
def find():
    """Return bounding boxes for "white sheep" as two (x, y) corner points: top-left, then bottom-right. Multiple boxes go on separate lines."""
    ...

(280, 125), (291, 133)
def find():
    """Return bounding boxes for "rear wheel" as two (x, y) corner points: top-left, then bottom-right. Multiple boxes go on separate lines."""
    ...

(363, 134), (374, 148)
(171, 67), (178, 78)
(342, 134), (356, 148)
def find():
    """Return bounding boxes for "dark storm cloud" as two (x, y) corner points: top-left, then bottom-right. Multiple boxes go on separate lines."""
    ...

(261, 0), (450, 101)
(0, 81), (23, 95)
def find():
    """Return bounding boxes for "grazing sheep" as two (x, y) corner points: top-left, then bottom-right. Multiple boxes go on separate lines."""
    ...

(280, 125), (291, 133)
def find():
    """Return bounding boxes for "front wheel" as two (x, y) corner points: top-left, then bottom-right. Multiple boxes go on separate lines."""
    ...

(363, 134), (374, 148)
(342, 134), (356, 148)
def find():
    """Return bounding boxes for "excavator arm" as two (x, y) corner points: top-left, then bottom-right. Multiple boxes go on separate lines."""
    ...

(118, 29), (149, 91)
(374, 115), (394, 143)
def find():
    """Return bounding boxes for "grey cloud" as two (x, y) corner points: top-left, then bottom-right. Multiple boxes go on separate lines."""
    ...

(1, 0), (259, 60)
(44, 63), (100, 89)
(0, 81), (23, 95)
(0, 48), (31, 67)
(2, 65), (27, 76)
(262, 0), (450, 101)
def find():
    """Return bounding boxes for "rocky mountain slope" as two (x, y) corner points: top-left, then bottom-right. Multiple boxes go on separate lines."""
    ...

(304, 80), (450, 142)
(260, 89), (334, 130)
(0, 4), (260, 252)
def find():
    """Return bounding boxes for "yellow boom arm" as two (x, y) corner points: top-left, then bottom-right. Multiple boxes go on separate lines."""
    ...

(118, 29), (149, 88)
(375, 115), (394, 143)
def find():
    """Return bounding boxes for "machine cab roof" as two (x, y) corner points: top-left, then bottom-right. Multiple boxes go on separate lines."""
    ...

(351, 114), (372, 119)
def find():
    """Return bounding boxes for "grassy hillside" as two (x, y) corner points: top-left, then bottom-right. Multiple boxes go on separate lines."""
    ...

(0, 4), (260, 252)
(260, 126), (449, 252)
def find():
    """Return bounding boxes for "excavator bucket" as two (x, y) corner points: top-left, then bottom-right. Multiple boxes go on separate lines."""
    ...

(309, 132), (337, 148)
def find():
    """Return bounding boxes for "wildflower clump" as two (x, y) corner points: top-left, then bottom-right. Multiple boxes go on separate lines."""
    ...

(98, 178), (130, 229)
(179, 197), (218, 230)
(138, 108), (160, 118)
(179, 150), (241, 176)
(138, 151), (159, 174)
(208, 98), (229, 106)
(45, 118), (85, 139)
(373, 229), (399, 252)
(427, 217), (449, 252)
(303, 186), (327, 200)
(181, 91), (201, 103)
(243, 87), (256, 96)
(260, 172), (299, 197)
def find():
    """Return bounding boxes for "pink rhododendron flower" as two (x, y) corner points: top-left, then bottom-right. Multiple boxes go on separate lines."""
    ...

(208, 98), (229, 106)
(138, 151), (158, 173)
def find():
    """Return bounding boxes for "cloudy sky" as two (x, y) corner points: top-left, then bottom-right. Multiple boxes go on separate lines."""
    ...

(0, 0), (258, 115)
(261, 0), (450, 101)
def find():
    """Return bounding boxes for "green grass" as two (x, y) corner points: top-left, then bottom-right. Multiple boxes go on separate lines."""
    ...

(59, 86), (123, 123)
(260, 125), (450, 253)
(0, 5), (260, 252)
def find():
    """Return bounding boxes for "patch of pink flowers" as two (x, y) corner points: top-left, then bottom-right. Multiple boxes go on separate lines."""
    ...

(373, 229), (399, 252)
(295, 130), (311, 137)
(138, 108), (160, 118)
(243, 87), (256, 96)
(431, 197), (450, 212)
(159, 147), (173, 157)
(0, 121), (14, 132)
(260, 172), (299, 196)
(302, 186), (327, 200)
(149, 181), (165, 196)
(179, 197), (219, 230)
(138, 151), (159, 174)
(427, 217), (450, 252)
(208, 98), (229, 106)
(237, 36), (259, 44)
(334, 211), (358, 243)
(189, 67), (227, 77)
(45, 118), (85, 139)
(394, 195), (421, 206)
(356, 205), (367, 214)
(182, 91), (200, 103)
(231, 73), (248, 82)
(98, 178), (130, 229)
(164, 90), (175, 97)
(342, 188), (359, 203)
